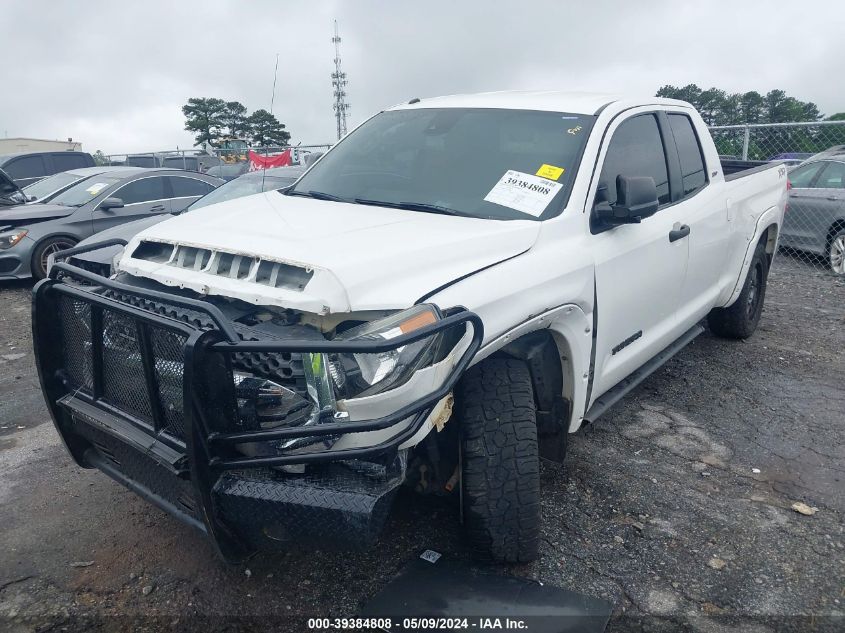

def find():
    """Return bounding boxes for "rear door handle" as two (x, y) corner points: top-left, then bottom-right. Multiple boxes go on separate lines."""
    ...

(826, 196), (839, 201)
(669, 224), (691, 242)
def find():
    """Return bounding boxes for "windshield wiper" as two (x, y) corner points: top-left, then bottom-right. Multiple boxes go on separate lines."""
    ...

(353, 198), (470, 217)
(285, 189), (347, 202)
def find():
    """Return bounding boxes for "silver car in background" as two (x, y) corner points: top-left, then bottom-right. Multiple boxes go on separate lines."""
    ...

(0, 168), (223, 280)
(65, 165), (306, 276)
(19, 166), (137, 203)
(781, 158), (845, 274)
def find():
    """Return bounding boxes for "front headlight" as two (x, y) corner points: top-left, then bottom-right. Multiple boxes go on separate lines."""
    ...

(325, 304), (443, 400)
(0, 229), (28, 249)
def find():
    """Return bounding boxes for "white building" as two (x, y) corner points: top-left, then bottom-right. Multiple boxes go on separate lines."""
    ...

(0, 137), (83, 154)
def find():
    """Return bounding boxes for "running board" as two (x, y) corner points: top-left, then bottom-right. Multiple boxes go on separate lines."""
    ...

(584, 324), (705, 423)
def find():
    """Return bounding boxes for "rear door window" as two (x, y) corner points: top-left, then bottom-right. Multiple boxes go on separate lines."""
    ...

(167, 176), (215, 198)
(114, 176), (167, 205)
(788, 161), (827, 188)
(815, 161), (845, 189)
(667, 114), (707, 196)
(598, 114), (670, 207)
(4, 155), (47, 181)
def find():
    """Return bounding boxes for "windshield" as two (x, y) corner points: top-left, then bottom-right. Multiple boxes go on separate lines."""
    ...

(22, 171), (84, 201)
(289, 108), (595, 220)
(50, 175), (123, 207)
(189, 173), (300, 211)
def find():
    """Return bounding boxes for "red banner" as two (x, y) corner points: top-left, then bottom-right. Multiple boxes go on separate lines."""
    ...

(248, 149), (292, 171)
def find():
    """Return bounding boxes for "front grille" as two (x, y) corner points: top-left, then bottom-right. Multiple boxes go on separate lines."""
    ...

(232, 350), (306, 393)
(99, 288), (305, 392)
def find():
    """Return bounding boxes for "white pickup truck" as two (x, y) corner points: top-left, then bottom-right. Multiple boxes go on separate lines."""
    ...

(36, 92), (787, 564)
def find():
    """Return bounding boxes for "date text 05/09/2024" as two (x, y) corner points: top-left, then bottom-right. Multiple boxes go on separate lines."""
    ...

(307, 617), (530, 630)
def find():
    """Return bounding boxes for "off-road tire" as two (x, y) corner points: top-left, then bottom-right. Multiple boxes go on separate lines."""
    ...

(457, 357), (540, 563)
(31, 236), (78, 280)
(708, 241), (769, 339)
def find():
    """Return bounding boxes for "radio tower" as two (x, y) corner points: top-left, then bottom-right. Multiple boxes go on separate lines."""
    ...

(331, 20), (350, 140)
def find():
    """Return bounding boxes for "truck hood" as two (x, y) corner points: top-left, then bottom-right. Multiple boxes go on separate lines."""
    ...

(0, 203), (76, 229)
(119, 191), (540, 313)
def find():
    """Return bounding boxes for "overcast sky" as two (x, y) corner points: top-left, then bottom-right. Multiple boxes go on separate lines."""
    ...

(3, 0), (843, 154)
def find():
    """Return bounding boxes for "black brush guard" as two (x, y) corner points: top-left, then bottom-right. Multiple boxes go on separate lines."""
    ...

(33, 243), (483, 561)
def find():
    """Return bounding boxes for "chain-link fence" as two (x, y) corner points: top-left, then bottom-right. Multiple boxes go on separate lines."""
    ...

(101, 144), (333, 170)
(708, 121), (845, 277)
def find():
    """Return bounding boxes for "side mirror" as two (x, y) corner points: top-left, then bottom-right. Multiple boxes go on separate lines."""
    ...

(99, 197), (124, 211)
(594, 176), (659, 225)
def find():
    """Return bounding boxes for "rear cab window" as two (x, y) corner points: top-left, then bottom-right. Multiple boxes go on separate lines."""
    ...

(667, 113), (707, 197)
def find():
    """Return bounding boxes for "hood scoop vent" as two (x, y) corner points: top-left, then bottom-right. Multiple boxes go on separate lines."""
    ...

(129, 240), (314, 291)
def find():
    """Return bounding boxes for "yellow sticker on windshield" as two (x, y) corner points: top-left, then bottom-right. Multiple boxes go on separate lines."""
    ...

(536, 164), (564, 180)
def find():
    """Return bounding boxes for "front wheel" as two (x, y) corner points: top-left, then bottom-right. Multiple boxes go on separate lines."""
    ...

(829, 228), (845, 275)
(457, 357), (540, 563)
(707, 241), (769, 339)
(31, 236), (78, 280)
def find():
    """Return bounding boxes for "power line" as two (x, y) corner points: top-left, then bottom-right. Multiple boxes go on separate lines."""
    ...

(331, 20), (350, 140)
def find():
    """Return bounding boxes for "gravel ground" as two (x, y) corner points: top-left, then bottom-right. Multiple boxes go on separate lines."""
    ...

(0, 256), (843, 632)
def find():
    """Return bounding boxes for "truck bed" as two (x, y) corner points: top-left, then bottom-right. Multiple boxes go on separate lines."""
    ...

(721, 158), (780, 181)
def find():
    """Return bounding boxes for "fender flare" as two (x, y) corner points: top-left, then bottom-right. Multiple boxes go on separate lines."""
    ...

(721, 207), (780, 308)
(472, 303), (593, 433)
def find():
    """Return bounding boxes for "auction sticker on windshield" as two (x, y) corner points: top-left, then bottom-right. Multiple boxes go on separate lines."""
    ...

(86, 183), (109, 195)
(484, 170), (562, 216)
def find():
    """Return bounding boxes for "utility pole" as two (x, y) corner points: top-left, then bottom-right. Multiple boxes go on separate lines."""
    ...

(331, 20), (350, 140)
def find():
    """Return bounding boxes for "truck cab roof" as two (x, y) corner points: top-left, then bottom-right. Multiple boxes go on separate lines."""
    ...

(388, 91), (693, 116)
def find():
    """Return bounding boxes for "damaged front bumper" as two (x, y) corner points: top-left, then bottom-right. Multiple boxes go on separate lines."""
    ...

(34, 251), (482, 561)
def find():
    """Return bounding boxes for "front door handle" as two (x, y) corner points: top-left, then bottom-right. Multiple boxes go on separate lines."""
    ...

(669, 224), (691, 242)
(150, 204), (165, 212)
